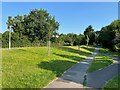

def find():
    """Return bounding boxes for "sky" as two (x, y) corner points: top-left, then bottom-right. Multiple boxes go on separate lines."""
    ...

(1, 0), (119, 2)
(2, 2), (118, 34)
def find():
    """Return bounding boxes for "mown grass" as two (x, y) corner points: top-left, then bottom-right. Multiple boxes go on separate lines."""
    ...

(2, 45), (95, 88)
(103, 75), (120, 89)
(100, 48), (120, 59)
(87, 54), (113, 73)
(100, 48), (120, 89)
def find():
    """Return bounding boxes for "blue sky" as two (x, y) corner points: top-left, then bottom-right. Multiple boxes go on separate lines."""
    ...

(2, 2), (118, 34)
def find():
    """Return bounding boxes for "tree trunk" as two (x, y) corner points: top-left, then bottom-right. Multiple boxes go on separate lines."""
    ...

(48, 40), (50, 56)
(87, 42), (88, 48)
(78, 45), (80, 50)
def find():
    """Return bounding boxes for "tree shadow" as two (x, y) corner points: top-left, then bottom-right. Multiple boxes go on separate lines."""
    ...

(93, 60), (113, 63)
(37, 60), (76, 77)
(18, 46), (95, 58)
(54, 53), (85, 62)
(18, 48), (46, 55)
(18, 49), (27, 52)
(81, 46), (95, 53)
(57, 46), (94, 56)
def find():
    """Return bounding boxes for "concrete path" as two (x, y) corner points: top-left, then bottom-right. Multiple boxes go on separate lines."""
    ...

(86, 64), (120, 88)
(44, 47), (99, 88)
(86, 53), (120, 88)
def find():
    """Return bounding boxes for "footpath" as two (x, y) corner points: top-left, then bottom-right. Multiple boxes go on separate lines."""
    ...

(43, 47), (119, 89)
(86, 52), (120, 88)
(44, 47), (99, 88)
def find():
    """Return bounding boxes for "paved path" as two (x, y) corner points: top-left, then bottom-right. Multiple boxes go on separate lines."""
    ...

(44, 47), (99, 88)
(86, 52), (120, 88)
(86, 64), (120, 88)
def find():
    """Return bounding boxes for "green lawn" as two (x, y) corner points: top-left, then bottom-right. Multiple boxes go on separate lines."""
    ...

(2, 45), (95, 88)
(100, 48), (120, 59)
(103, 75), (120, 89)
(99, 48), (109, 54)
(87, 54), (113, 73)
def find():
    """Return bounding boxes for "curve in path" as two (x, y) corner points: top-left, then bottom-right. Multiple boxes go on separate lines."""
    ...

(86, 64), (120, 88)
(86, 52), (120, 88)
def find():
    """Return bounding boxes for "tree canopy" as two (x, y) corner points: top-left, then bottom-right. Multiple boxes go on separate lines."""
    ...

(97, 20), (120, 51)
(84, 25), (95, 45)
(3, 9), (59, 47)
(2, 9), (120, 52)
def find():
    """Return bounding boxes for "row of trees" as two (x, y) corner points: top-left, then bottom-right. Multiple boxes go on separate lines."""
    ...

(2, 9), (86, 48)
(2, 30), (85, 47)
(58, 33), (85, 46)
(97, 20), (120, 51)
(83, 20), (120, 51)
(1, 9), (120, 51)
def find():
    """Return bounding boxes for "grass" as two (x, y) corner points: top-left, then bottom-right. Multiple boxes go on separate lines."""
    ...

(100, 48), (120, 89)
(103, 75), (120, 89)
(87, 47), (120, 73)
(100, 48), (120, 59)
(2, 45), (95, 88)
(87, 54), (113, 73)
(99, 48), (109, 54)
(87, 47), (119, 89)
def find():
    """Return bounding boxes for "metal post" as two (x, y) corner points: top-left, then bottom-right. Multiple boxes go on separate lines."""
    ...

(9, 26), (11, 50)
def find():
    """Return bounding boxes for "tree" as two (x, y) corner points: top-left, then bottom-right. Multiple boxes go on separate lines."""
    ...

(84, 25), (95, 45)
(67, 33), (76, 46)
(74, 34), (84, 46)
(114, 33), (120, 49)
(98, 26), (115, 49)
(46, 16), (59, 56)
(2, 31), (9, 48)
(5, 9), (59, 49)
(98, 20), (120, 51)
(112, 20), (120, 50)
(95, 31), (100, 44)
(12, 15), (24, 38)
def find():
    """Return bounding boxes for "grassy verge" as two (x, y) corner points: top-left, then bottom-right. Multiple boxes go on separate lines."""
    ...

(87, 54), (113, 73)
(100, 48), (120, 59)
(103, 75), (120, 89)
(2, 45), (95, 88)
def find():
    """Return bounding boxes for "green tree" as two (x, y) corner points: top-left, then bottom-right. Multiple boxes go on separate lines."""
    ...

(46, 16), (59, 56)
(5, 9), (59, 49)
(114, 33), (120, 49)
(84, 25), (95, 45)
(95, 31), (100, 44)
(2, 31), (9, 48)
(98, 20), (120, 51)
